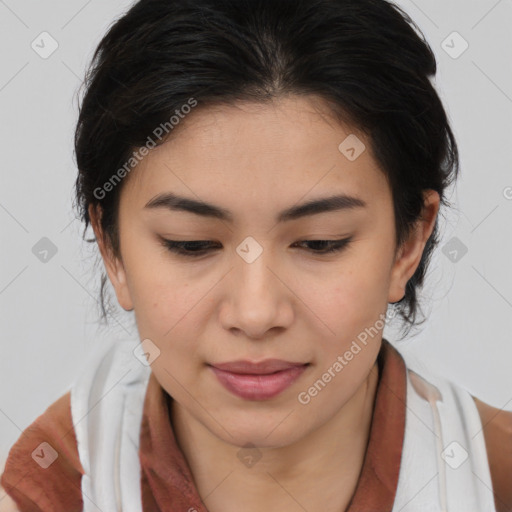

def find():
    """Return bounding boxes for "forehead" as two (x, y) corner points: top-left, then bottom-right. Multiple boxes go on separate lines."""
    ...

(122, 95), (389, 212)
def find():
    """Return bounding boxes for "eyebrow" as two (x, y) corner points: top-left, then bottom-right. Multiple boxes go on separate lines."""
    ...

(144, 192), (367, 223)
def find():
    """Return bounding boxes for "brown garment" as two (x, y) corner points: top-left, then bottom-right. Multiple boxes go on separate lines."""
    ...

(0, 392), (85, 511)
(1, 339), (510, 511)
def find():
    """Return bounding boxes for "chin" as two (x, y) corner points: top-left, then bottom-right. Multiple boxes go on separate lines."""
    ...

(210, 412), (308, 449)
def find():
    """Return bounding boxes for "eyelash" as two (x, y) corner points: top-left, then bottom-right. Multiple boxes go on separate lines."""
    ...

(160, 237), (353, 258)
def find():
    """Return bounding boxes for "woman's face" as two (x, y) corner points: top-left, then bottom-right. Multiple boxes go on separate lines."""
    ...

(92, 95), (438, 448)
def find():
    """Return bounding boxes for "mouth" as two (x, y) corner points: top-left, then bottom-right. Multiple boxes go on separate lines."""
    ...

(208, 360), (310, 401)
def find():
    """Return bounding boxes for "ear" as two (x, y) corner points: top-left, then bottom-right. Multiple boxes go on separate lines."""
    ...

(388, 190), (440, 304)
(88, 203), (134, 312)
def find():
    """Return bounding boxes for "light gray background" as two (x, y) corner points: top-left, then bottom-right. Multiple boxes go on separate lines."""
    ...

(1, 0), (511, 465)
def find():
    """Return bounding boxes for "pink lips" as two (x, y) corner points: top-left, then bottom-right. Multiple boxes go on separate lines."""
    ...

(209, 359), (309, 400)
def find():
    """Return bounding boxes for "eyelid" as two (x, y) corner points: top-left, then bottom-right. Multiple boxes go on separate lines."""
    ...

(158, 236), (353, 258)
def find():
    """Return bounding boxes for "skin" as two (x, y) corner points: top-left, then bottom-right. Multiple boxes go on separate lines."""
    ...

(89, 95), (439, 512)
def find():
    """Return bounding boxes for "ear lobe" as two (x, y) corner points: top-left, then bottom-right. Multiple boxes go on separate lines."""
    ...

(388, 190), (440, 304)
(88, 203), (134, 312)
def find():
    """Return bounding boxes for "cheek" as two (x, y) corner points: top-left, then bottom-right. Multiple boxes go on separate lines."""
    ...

(131, 276), (198, 339)
(302, 263), (390, 368)
(121, 251), (209, 360)
(318, 263), (390, 326)
(119, 231), (190, 323)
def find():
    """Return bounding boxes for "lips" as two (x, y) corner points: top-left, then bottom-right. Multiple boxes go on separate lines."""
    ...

(210, 359), (307, 375)
(208, 359), (309, 400)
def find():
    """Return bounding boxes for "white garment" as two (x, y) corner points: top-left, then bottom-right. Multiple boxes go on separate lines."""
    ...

(391, 354), (497, 512)
(71, 340), (151, 512)
(70, 340), (497, 512)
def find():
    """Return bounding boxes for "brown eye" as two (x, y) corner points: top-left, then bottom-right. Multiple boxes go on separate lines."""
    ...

(159, 237), (353, 258)
(161, 239), (221, 257)
(292, 238), (353, 255)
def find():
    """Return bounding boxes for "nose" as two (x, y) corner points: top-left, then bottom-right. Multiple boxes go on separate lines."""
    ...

(218, 247), (294, 340)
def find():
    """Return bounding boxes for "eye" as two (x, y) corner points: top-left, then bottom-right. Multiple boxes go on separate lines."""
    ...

(160, 237), (353, 258)
(291, 238), (353, 254)
(160, 239), (221, 257)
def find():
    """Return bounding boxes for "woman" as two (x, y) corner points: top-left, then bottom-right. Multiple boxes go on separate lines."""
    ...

(1, 0), (511, 510)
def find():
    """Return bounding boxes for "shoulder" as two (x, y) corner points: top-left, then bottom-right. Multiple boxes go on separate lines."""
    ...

(0, 391), (84, 512)
(472, 395), (512, 512)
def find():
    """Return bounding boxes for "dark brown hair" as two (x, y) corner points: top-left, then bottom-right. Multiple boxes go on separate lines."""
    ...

(73, 0), (460, 340)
